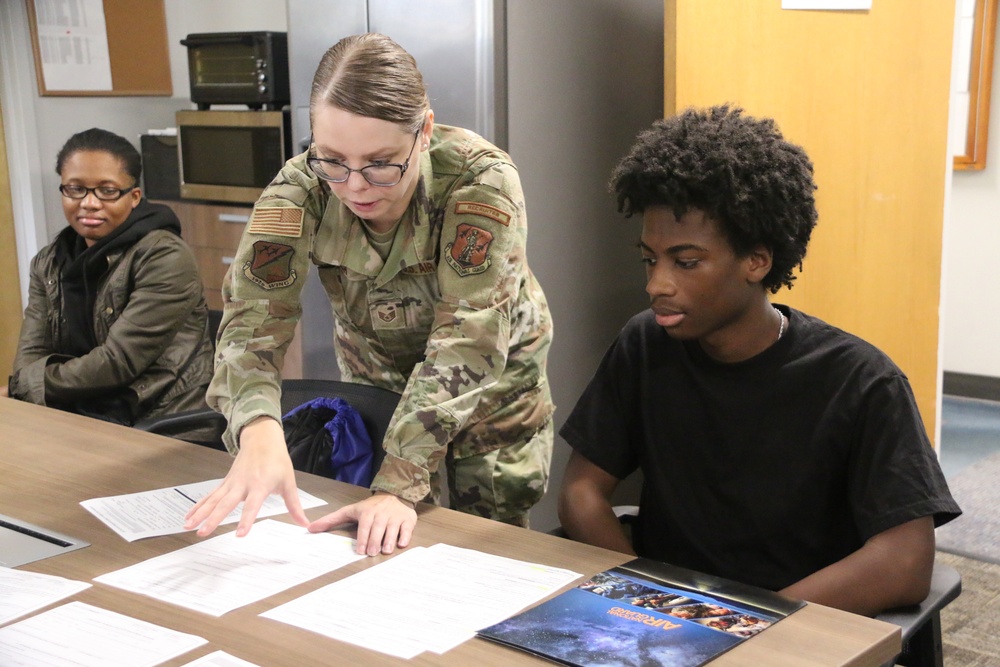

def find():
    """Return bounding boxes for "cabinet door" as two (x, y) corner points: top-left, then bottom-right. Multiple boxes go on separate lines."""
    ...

(157, 200), (250, 310)
(179, 203), (251, 251)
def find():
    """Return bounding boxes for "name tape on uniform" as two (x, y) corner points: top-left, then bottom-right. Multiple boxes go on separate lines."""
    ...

(454, 201), (511, 227)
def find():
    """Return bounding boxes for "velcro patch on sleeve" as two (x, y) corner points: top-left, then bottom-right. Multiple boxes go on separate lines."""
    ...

(247, 206), (304, 237)
(243, 240), (297, 289)
(454, 201), (511, 227)
(445, 224), (493, 276)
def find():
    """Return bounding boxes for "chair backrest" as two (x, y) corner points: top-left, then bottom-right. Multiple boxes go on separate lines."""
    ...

(876, 559), (961, 667)
(279, 379), (402, 473)
(136, 378), (401, 463)
(208, 309), (224, 349)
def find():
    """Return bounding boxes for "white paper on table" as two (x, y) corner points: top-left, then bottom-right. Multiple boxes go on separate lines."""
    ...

(0, 567), (91, 626)
(181, 650), (261, 667)
(0, 601), (207, 667)
(262, 543), (582, 658)
(94, 519), (365, 617)
(80, 478), (327, 541)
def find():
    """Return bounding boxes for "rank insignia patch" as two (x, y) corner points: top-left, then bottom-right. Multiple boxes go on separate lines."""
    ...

(372, 300), (405, 329)
(454, 201), (511, 227)
(445, 224), (493, 276)
(247, 206), (304, 237)
(244, 240), (297, 289)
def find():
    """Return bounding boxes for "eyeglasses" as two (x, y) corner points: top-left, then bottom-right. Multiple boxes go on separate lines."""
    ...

(59, 184), (136, 201)
(307, 130), (420, 187)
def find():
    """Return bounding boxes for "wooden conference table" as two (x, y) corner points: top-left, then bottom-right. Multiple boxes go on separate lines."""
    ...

(0, 399), (901, 666)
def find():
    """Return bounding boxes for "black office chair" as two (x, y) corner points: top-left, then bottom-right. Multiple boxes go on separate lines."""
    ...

(207, 309), (224, 348)
(877, 561), (962, 667)
(550, 506), (961, 667)
(135, 379), (402, 478)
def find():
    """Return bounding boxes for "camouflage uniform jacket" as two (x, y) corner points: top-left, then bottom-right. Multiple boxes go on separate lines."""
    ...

(208, 124), (554, 503)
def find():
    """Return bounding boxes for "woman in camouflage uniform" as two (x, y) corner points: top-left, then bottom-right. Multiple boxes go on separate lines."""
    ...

(186, 33), (554, 556)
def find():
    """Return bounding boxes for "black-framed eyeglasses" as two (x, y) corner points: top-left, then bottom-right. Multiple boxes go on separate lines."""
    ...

(59, 184), (136, 201)
(307, 130), (420, 187)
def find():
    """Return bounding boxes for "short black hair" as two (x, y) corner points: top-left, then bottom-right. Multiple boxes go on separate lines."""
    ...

(55, 128), (142, 185)
(610, 105), (817, 293)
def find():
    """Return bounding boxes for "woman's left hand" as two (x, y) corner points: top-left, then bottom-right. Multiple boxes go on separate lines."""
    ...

(308, 492), (417, 556)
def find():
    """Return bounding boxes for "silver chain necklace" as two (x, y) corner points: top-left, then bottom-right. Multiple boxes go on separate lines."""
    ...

(773, 306), (785, 340)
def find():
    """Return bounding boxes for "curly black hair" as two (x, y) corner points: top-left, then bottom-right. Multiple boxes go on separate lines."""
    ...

(610, 105), (817, 293)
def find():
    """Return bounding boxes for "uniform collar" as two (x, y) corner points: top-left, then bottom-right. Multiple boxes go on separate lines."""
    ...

(313, 149), (437, 286)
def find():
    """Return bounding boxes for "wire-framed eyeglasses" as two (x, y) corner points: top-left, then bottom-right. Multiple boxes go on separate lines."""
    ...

(307, 130), (420, 187)
(59, 184), (136, 201)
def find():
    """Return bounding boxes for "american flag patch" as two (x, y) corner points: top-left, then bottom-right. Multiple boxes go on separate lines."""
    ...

(247, 207), (304, 238)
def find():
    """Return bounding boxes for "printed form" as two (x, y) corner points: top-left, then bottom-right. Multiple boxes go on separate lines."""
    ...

(262, 543), (582, 658)
(0, 567), (91, 625)
(81, 479), (327, 541)
(95, 520), (365, 616)
(0, 601), (206, 667)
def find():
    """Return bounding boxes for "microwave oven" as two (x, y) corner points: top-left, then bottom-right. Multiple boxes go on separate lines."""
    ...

(176, 109), (292, 204)
(180, 32), (289, 110)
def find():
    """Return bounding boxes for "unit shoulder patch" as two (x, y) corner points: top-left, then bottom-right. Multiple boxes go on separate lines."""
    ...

(247, 206), (304, 237)
(445, 224), (493, 277)
(454, 201), (510, 227)
(243, 240), (298, 289)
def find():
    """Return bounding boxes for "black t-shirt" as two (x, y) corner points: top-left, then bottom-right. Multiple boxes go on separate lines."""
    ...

(560, 306), (960, 591)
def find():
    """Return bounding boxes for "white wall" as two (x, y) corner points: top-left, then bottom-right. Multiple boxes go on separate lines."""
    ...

(163, 1), (289, 103)
(941, 5), (1000, 377)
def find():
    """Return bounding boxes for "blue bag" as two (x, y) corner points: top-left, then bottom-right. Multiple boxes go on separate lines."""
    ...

(282, 397), (374, 486)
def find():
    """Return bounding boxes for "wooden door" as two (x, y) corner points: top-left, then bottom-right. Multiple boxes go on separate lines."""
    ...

(664, 0), (954, 440)
(0, 102), (23, 379)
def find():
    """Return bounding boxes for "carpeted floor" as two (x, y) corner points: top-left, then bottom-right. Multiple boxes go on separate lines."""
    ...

(936, 396), (1000, 666)
(935, 449), (1000, 564)
(937, 551), (1000, 666)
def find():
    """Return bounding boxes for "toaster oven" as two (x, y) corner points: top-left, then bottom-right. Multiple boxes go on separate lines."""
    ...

(180, 31), (290, 110)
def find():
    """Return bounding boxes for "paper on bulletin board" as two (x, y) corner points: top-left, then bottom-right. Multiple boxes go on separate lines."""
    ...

(782, 0), (872, 9)
(32, 0), (112, 91)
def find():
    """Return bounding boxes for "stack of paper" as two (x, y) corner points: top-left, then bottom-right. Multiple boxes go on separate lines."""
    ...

(95, 520), (365, 616)
(0, 567), (90, 625)
(262, 543), (581, 658)
(0, 601), (206, 667)
(80, 479), (327, 542)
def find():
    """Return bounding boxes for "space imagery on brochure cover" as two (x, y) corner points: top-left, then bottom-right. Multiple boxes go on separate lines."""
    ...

(477, 558), (805, 667)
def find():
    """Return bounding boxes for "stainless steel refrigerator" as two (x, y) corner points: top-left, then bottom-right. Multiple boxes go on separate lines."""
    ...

(288, 0), (511, 379)
(286, 0), (664, 528)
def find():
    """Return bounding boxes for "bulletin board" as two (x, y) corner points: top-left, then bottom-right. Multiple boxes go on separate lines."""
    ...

(26, 0), (172, 96)
(954, 0), (997, 170)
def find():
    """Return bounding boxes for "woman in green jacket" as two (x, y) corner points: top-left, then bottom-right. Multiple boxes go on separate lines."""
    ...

(2, 128), (213, 438)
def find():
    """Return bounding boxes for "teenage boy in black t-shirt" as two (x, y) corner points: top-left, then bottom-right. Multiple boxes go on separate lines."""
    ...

(557, 105), (960, 616)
